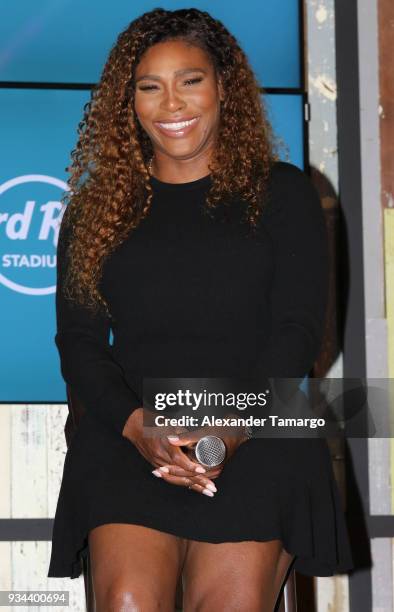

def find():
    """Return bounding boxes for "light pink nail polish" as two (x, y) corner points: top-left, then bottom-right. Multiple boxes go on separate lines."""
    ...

(159, 466), (170, 473)
(202, 489), (214, 497)
(205, 483), (217, 492)
(195, 466), (206, 473)
(152, 469), (162, 477)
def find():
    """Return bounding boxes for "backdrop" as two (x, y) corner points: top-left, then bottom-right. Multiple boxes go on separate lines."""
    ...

(0, 0), (304, 401)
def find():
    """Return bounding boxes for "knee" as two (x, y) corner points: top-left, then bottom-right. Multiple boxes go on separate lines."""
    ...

(97, 582), (163, 612)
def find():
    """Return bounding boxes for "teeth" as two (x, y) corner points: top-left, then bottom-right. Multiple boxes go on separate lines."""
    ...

(158, 118), (198, 130)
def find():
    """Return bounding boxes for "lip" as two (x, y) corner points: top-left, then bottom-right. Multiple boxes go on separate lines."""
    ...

(153, 115), (201, 138)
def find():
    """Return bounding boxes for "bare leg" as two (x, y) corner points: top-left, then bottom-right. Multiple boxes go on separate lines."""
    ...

(88, 523), (187, 612)
(182, 539), (295, 612)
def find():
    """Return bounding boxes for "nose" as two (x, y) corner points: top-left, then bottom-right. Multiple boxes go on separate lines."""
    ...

(160, 85), (186, 113)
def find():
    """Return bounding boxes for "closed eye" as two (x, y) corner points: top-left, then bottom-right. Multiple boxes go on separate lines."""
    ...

(138, 84), (159, 91)
(183, 77), (203, 86)
(138, 77), (204, 92)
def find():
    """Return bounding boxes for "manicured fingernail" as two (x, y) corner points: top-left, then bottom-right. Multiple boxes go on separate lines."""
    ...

(167, 436), (179, 441)
(202, 489), (214, 497)
(152, 469), (162, 477)
(195, 466), (206, 473)
(159, 466), (169, 473)
(205, 483), (217, 492)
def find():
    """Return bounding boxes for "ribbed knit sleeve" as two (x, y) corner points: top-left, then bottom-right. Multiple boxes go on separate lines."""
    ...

(55, 216), (142, 436)
(251, 162), (329, 381)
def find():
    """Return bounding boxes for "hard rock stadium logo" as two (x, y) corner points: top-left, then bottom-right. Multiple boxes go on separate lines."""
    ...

(0, 174), (68, 296)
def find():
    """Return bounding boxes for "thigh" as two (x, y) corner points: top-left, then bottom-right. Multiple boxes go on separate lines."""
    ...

(88, 523), (186, 612)
(182, 539), (295, 612)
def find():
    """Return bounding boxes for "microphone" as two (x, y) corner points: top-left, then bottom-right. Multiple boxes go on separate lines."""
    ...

(191, 435), (226, 467)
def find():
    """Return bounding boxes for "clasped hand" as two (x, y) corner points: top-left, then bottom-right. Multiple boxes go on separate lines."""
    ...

(122, 407), (248, 497)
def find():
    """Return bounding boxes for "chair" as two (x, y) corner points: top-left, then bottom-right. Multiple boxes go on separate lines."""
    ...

(64, 385), (297, 611)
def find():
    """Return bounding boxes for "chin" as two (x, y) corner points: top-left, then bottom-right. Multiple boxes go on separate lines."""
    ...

(162, 143), (202, 159)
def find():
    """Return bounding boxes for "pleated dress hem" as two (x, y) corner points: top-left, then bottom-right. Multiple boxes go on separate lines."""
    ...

(47, 473), (354, 580)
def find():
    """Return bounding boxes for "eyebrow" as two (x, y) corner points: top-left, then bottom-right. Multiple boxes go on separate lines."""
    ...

(135, 68), (207, 82)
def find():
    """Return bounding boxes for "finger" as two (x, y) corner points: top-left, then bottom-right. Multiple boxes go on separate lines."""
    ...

(157, 465), (217, 490)
(150, 444), (223, 479)
(152, 471), (217, 496)
(187, 474), (218, 493)
(197, 466), (222, 480)
(188, 481), (216, 497)
(164, 441), (207, 474)
(156, 458), (222, 481)
(146, 439), (203, 474)
(173, 426), (190, 435)
(147, 425), (190, 438)
(144, 435), (191, 469)
(167, 433), (200, 447)
(159, 446), (224, 480)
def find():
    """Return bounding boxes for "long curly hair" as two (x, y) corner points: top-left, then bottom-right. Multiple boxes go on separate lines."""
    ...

(59, 7), (281, 315)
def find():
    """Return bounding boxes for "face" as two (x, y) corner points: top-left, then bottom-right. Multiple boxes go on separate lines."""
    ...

(133, 39), (224, 162)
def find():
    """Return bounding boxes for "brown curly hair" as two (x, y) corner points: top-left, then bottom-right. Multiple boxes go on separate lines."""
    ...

(59, 7), (281, 316)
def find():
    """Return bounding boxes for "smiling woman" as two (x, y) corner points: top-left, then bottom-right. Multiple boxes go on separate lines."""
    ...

(48, 7), (354, 611)
(134, 41), (223, 177)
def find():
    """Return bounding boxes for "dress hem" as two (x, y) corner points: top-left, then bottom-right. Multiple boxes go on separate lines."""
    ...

(47, 513), (354, 580)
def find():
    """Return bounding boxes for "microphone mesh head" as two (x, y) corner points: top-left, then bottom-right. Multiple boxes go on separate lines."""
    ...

(195, 436), (226, 467)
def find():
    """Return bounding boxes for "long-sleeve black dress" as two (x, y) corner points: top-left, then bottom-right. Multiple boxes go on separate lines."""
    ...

(47, 161), (354, 578)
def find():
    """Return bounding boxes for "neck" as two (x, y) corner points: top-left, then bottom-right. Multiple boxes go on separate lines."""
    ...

(149, 150), (213, 184)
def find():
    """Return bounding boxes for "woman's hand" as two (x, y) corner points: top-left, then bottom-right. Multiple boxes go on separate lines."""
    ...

(122, 408), (220, 496)
(165, 419), (248, 487)
(149, 414), (248, 495)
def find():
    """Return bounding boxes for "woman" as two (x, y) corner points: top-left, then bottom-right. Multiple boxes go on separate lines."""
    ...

(48, 7), (354, 610)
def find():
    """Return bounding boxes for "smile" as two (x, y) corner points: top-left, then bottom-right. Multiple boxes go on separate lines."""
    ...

(154, 116), (200, 137)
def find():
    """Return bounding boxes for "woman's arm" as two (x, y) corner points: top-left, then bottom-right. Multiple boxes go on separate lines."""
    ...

(252, 161), (330, 381)
(55, 217), (141, 436)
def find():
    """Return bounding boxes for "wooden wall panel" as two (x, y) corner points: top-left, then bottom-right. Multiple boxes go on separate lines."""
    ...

(315, 575), (349, 611)
(11, 406), (48, 518)
(0, 406), (11, 517)
(0, 404), (85, 611)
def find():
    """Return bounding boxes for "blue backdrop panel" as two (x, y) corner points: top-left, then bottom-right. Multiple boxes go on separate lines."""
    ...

(0, 88), (89, 401)
(0, 0), (300, 88)
(265, 94), (305, 170)
(0, 87), (304, 401)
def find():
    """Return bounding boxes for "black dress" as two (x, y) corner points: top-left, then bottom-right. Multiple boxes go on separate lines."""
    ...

(47, 161), (354, 579)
